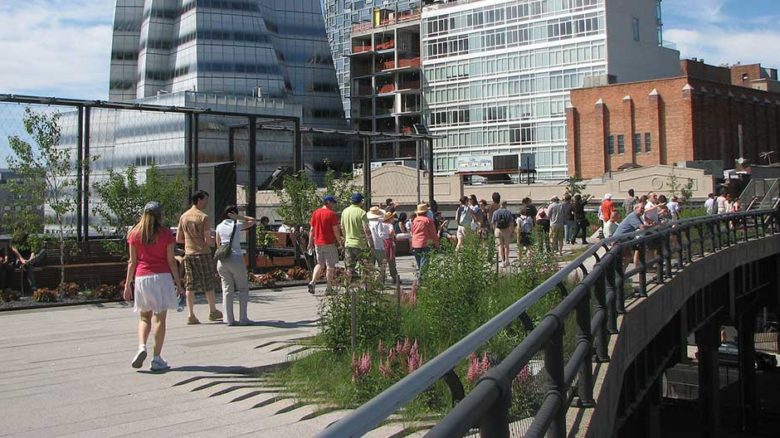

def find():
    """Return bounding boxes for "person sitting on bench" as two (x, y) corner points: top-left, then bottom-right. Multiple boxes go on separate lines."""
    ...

(9, 234), (45, 293)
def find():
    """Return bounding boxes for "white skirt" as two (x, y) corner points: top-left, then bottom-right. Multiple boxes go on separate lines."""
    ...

(134, 273), (177, 313)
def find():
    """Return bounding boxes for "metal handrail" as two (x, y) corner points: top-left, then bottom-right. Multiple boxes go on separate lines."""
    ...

(318, 208), (780, 438)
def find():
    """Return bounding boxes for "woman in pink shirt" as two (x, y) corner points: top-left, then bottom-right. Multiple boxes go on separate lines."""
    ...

(124, 201), (183, 372)
(411, 203), (440, 282)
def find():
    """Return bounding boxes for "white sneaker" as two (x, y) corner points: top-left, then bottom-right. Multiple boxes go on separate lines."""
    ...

(150, 356), (170, 371)
(131, 346), (147, 369)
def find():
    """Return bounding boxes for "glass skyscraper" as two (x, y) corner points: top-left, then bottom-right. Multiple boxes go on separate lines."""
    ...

(322, 0), (422, 119)
(421, 0), (679, 178)
(107, 0), (349, 173)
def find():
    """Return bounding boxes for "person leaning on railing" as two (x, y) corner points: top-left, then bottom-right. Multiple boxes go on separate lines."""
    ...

(612, 202), (651, 268)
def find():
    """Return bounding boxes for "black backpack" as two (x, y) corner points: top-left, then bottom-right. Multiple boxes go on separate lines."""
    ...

(495, 210), (512, 229)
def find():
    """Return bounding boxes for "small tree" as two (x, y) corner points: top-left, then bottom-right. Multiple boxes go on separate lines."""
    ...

(7, 108), (77, 287)
(563, 176), (592, 202)
(275, 167), (360, 228)
(92, 165), (188, 257)
(667, 169), (695, 203)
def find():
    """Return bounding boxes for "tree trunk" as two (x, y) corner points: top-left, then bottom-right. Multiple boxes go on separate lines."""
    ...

(59, 225), (66, 289)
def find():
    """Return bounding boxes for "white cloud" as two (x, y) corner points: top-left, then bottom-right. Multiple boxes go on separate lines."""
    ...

(663, 0), (728, 23)
(0, 0), (114, 99)
(666, 26), (780, 68)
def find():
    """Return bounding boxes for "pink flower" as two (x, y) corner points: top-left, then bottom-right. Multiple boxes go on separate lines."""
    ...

(401, 337), (412, 355)
(467, 353), (480, 383)
(377, 340), (385, 355)
(407, 340), (422, 374)
(351, 351), (372, 382)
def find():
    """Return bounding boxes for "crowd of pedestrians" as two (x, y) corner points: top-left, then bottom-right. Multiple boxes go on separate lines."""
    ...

(123, 186), (738, 371)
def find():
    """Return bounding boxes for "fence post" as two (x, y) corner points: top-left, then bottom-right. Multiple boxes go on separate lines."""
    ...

(614, 246), (626, 316)
(76, 105), (84, 242)
(664, 230), (673, 279)
(594, 262), (611, 359)
(576, 291), (595, 406)
(478, 381), (511, 438)
(545, 325), (566, 438)
(82, 105), (91, 241)
(247, 116), (257, 273)
(637, 241), (647, 297)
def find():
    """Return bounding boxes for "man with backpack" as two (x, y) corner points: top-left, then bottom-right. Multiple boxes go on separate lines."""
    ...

(492, 201), (515, 267)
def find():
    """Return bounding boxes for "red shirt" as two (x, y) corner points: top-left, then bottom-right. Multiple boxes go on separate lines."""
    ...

(128, 227), (175, 277)
(310, 206), (339, 246)
(411, 215), (439, 249)
(600, 199), (615, 222)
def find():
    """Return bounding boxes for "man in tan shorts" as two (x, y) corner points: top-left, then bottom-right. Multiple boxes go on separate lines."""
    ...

(177, 190), (222, 324)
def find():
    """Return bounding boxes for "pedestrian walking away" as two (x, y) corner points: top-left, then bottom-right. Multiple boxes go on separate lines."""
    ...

(547, 196), (566, 256)
(124, 201), (183, 371)
(308, 195), (342, 295)
(342, 193), (374, 280)
(492, 201), (515, 267)
(215, 205), (255, 326)
(177, 190), (222, 325)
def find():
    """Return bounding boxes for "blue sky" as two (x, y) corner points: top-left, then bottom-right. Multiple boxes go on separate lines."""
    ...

(0, 0), (777, 101)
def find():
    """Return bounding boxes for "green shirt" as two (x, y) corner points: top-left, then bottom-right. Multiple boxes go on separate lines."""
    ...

(341, 204), (368, 248)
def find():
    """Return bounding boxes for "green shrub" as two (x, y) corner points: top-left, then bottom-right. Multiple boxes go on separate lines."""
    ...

(417, 235), (496, 347)
(319, 283), (400, 352)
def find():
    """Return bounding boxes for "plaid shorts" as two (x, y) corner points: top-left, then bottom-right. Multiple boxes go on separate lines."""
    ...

(183, 253), (219, 292)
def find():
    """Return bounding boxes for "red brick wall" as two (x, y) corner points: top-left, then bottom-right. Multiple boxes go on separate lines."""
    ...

(567, 76), (780, 178)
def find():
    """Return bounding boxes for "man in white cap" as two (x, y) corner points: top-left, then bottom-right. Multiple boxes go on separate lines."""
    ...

(367, 206), (390, 283)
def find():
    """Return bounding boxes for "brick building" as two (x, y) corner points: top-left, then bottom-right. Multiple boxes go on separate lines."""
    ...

(566, 60), (780, 178)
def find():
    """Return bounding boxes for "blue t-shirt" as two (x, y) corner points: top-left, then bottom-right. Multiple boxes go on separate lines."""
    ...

(613, 213), (644, 237)
(492, 208), (514, 229)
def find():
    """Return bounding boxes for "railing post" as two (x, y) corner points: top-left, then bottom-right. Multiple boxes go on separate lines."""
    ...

(637, 241), (648, 297)
(576, 291), (595, 406)
(478, 381), (511, 438)
(676, 228), (684, 268)
(710, 220), (718, 252)
(664, 230), (673, 279)
(545, 324), (566, 438)
(594, 263), (611, 360)
(685, 226), (694, 263)
(614, 246), (626, 316)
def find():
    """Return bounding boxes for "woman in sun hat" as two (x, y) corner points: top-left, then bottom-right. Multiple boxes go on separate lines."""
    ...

(124, 201), (183, 372)
(410, 203), (439, 282)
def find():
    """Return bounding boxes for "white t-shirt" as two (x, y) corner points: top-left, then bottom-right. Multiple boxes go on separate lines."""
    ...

(369, 219), (389, 249)
(704, 198), (716, 215)
(667, 201), (680, 220)
(278, 224), (293, 233)
(603, 220), (618, 238)
(644, 201), (658, 224)
(216, 219), (244, 256)
(716, 196), (727, 214)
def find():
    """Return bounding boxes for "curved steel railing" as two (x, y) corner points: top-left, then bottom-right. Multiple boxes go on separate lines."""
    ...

(317, 208), (779, 438)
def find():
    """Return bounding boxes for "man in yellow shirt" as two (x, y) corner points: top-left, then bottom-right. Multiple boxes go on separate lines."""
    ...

(340, 193), (374, 279)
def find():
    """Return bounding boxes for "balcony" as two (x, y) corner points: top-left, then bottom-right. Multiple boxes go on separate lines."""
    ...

(352, 45), (372, 54)
(376, 84), (396, 95)
(397, 57), (421, 68)
(375, 40), (395, 50)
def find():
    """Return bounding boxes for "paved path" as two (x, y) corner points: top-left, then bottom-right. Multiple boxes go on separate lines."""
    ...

(0, 242), (593, 438)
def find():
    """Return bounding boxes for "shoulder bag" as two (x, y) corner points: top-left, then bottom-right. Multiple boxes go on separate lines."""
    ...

(214, 221), (237, 261)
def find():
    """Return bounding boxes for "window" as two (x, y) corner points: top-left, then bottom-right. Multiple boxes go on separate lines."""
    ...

(632, 17), (640, 41)
(633, 133), (641, 153)
(607, 135), (614, 155)
(617, 135), (625, 153)
(645, 132), (652, 152)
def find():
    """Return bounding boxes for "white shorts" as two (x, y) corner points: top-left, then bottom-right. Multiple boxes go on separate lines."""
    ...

(134, 273), (177, 313)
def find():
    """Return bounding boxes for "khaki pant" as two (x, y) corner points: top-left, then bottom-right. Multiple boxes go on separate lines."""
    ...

(550, 224), (565, 253)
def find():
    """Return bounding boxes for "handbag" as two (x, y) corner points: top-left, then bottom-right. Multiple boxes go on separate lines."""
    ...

(214, 221), (237, 261)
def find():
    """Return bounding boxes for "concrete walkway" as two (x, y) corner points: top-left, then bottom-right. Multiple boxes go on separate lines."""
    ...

(0, 242), (592, 438)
